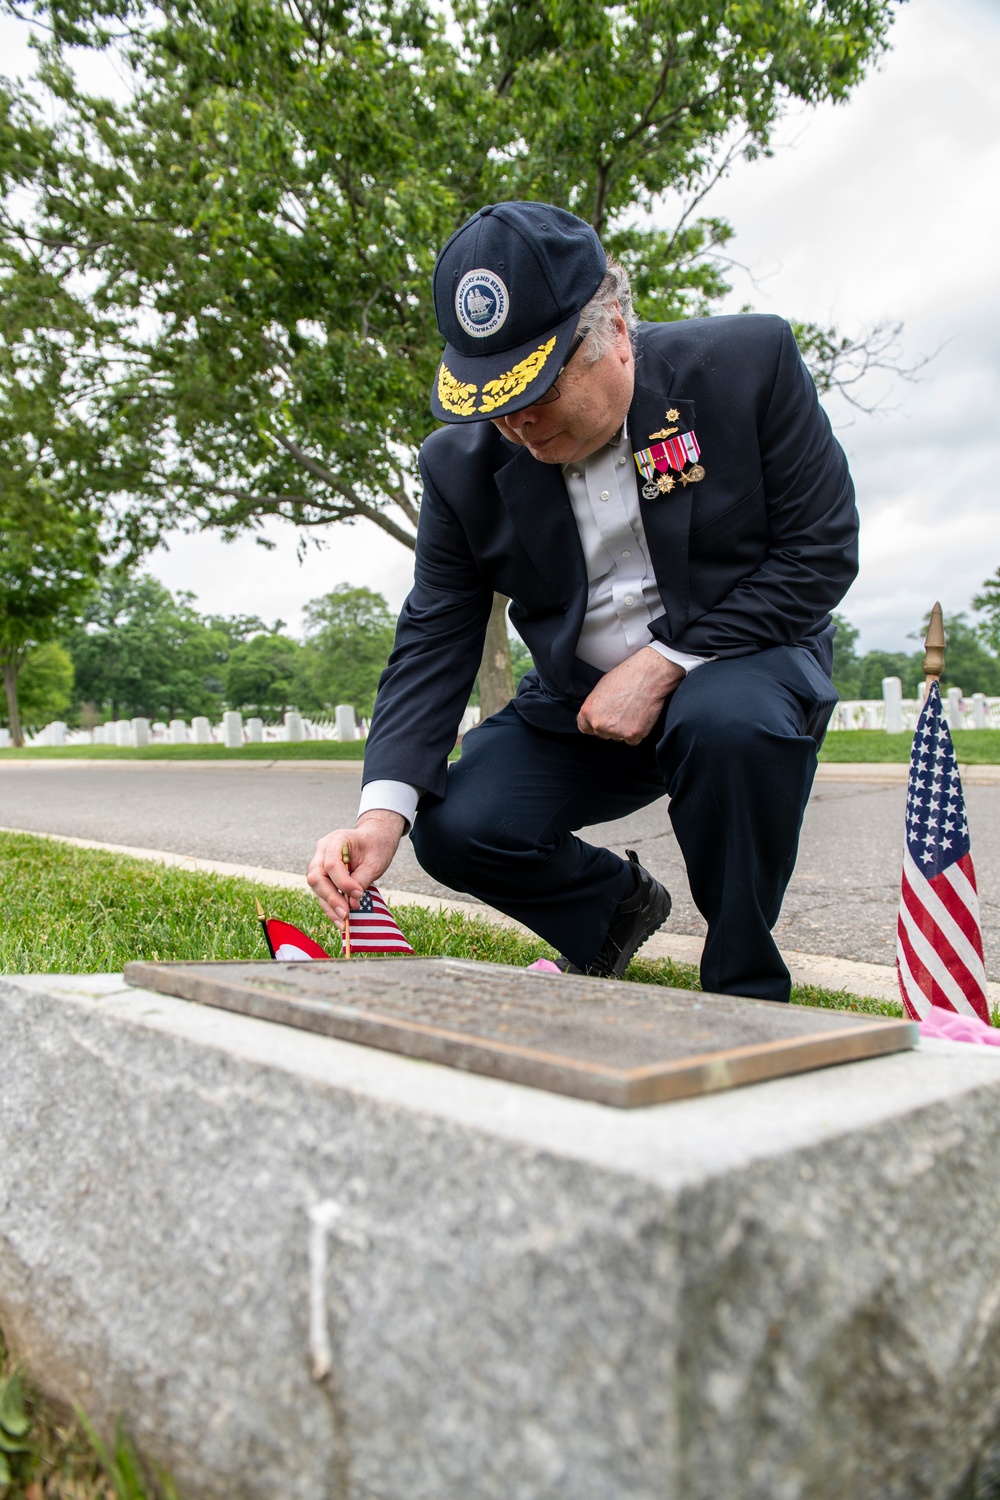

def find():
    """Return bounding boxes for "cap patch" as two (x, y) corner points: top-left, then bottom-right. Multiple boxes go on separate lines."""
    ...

(455, 269), (509, 339)
(436, 362), (478, 417)
(478, 337), (556, 413)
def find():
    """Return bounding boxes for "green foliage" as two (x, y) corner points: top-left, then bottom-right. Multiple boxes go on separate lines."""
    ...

(10, 641), (74, 728)
(224, 633), (301, 717)
(0, 1366), (33, 1491)
(820, 730), (1000, 765)
(973, 567), (1000, 654)
(832, 610), (1000, 701)
(0, 1322), (175, 1498)
(65, 570), (232, 720)
(0, 0), (902, 560)
(295, 584), (397, 719)
(509, 635), (534, 688)
(0, 489), (103, 743)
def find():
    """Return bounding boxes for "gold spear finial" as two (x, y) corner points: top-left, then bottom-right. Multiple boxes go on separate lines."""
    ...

(255, 897), (265, 919)
(923, 601), (945, 698)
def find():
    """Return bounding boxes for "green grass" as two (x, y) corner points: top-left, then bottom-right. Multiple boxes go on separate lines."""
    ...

(0, 1325), (174, 1498)
(820, 729), (1000, 764)
(0, 831), (901, 1016)
(0, 740), (366, 761)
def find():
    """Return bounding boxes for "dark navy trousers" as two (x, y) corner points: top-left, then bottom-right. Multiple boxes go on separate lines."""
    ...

(411, 645), (838, 1002)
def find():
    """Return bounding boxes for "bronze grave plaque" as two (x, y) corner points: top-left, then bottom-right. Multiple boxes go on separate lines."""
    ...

(123, 957), (917, 1108)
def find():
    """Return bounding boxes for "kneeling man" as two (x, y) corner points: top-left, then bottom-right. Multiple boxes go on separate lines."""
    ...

(308, 200), (858, 1002)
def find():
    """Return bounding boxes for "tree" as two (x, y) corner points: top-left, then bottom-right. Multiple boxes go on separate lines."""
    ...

(973, 568), (1000, 656)
(225, 633), (302, 717)
(914, 612), (1000, 697)
(295, 584), (397, 720)
(830, 611), (861, 699)
(66, 569), (231, 719)
(2, 0), (905, 714)
(0, 493), (103, 744)
(12, 641), (74, 728)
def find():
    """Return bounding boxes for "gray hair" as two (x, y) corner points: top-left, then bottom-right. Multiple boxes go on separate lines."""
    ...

(576, 256), (637, 363)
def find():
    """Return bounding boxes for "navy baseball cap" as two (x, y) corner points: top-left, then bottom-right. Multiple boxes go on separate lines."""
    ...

(431, 201), (606, 424)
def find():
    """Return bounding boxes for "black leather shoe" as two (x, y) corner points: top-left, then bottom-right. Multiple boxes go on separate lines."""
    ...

(558, 851), (671, 979)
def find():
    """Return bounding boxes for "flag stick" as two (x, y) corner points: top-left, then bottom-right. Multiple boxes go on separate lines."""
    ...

(341, 842), (352, 959)
(255, 897), (277, 959)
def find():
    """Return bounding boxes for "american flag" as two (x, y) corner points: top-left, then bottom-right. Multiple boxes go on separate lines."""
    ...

(342, 886), (414, 956)
(897, 681), (989, 1022)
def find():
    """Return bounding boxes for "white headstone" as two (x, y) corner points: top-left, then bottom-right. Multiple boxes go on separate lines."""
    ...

(284, 710), (304, 743)
(947, 687), (964, 731)
(334, 704), (356, 741)
(48, 721), (67, 747)
(246, 717), (263, 743)
(881, 677), (903, 735)
(973, 693), (988, 730)
(115, 719), (131, 747)
(131, 717), (150, 748)
(152, 721), (168, 736)
(0, 727), (12, 749)
(191, 716), (212, 744)
(222, 711), (243, 749)
(169, 719), (188, 744)
(104, 721), (116, 745)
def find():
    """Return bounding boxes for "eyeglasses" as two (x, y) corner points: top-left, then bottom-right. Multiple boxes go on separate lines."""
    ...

(533, 326), (590, 405)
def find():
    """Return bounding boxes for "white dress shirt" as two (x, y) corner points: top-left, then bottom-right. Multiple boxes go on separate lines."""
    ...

(358, 423), (709, 828)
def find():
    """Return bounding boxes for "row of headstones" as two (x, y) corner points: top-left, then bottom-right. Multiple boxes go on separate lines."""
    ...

(882, 677), (993, 733)
(36, 705), (359, 749)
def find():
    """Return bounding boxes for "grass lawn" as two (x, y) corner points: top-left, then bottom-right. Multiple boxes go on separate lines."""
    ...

(0, 1324), (174, 1499)
(0, 830), (903, 1018)
(819, 729), (1000, 764)
(0, 740), (366, 761)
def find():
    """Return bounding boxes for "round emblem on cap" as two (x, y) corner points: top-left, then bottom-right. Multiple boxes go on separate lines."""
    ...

(455, 269), (509, 339)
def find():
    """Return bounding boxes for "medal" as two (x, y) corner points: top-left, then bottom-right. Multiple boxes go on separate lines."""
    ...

(656, 473), (675, 494)
(642, 480), (660, 499)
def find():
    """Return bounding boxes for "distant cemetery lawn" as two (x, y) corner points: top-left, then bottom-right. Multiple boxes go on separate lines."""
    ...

(819, 729), (1000, 763)
(0, 740), (367, 760)
(9, 727), (1000, 764)
(0, 831), (900, 1018)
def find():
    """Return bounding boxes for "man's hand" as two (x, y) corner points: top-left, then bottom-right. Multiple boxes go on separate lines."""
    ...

(577, 648), (685, 745)
(307, 810), (406, 927)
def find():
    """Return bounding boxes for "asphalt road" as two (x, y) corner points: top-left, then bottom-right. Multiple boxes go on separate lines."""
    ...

(3, 761), (1000, 977)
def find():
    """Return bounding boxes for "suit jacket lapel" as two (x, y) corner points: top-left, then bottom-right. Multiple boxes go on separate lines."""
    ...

(630, 337), (693, 636)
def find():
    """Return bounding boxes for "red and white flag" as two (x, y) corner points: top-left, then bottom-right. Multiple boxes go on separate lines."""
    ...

(896, 681), (989, 1022)
(340, 886), (414, 956)
(260, 917), (331, 961)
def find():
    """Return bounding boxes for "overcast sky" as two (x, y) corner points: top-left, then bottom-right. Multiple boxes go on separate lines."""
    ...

(5, 0), (999, 652)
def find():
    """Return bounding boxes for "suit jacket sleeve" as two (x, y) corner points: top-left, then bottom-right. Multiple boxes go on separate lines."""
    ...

(650, 320), (859, 658)
(361, 453), (494, 802)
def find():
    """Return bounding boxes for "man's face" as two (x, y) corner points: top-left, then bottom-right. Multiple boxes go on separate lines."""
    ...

(490, 310), (635, 465)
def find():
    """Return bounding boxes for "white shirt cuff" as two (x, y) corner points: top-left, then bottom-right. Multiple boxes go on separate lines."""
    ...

(648, 641), (714, 673)
(358, 779), (422, 831)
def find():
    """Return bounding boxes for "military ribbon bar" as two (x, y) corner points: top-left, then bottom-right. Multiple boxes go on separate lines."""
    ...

(633, 448), (658, 481)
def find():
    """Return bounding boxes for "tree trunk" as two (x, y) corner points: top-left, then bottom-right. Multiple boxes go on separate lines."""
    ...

(1, 657), (24, 748)
(478, 593), (515, 720)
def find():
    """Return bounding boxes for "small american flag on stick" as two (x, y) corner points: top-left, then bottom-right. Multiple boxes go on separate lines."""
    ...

(340, 886), (414, 956)
(896, 681), (990, 1022)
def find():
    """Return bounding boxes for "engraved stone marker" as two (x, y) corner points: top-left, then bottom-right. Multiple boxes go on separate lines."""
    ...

(124, 957), (917, 1109)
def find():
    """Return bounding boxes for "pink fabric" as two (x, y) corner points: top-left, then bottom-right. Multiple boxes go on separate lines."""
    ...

(918, 1005), (1000, 1046)
(527, 959), (564, 974)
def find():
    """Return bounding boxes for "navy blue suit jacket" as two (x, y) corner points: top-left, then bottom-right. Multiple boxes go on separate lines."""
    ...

(364, 314), (859, 801)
